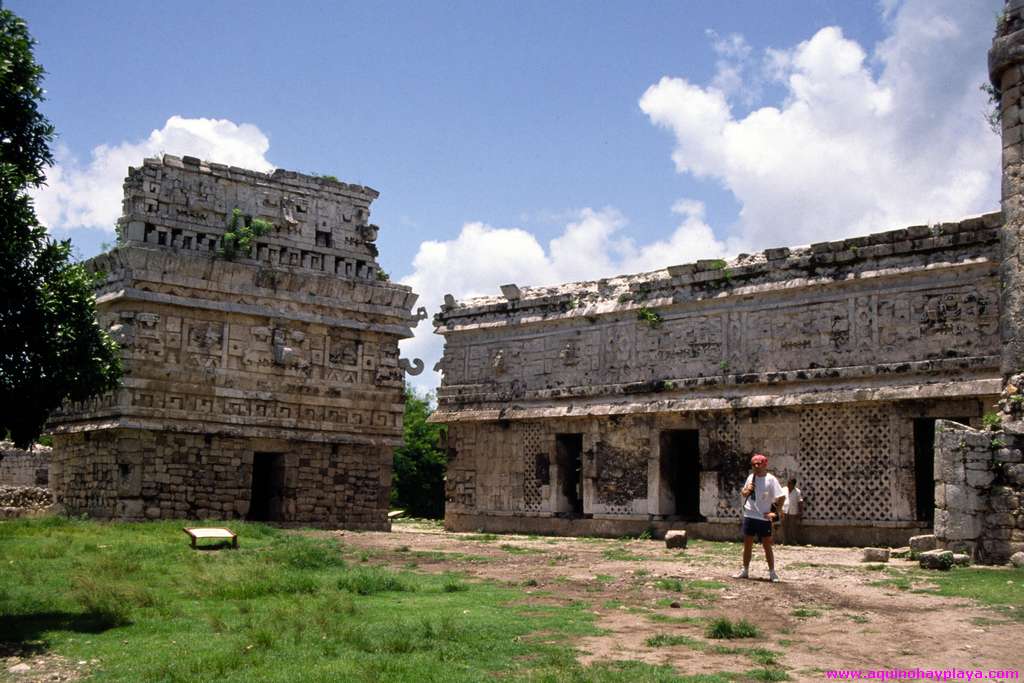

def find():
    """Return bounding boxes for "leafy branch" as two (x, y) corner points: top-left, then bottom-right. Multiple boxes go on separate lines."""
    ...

(220, 208), (273, 260)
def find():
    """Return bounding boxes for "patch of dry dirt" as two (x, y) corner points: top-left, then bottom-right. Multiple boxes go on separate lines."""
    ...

(1, 650), (91, 683)
(320, 523), (1024, 679)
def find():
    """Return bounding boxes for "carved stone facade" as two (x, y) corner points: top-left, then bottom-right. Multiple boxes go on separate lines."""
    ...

(433, 211), (1003, 545)
(48, 155), (422, 529)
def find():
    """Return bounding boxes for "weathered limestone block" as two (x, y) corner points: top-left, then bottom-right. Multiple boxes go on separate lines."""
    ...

(1004, 463), (1024, 486)
(952, 553), (971, 566)
(918, 549), (954, 571)
(861, 548), (890, 563)
(665, 530), (687, 549)
(940, 513), (983, 541)
(994, 448), (1023, 463)
(909, 534), (938, 553)
(991, 486), (1021, 512)
(966, 468), (997, 488)
(1011, 551), (1024, 568)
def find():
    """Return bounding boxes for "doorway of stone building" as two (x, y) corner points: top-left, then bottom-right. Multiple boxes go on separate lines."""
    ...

(248, 452), (285, 521)
(913, 417), (970, 524)
(555, 434), (584, 515)
(659, 430), (701, 519)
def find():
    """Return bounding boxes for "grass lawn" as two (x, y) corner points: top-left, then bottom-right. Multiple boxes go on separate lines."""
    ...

(868, 564), (1024, 621)
(1, 517), (675, 682)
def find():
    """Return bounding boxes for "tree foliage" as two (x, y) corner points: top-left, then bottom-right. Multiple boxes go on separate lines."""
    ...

(0, 10), (121, 448)
(391, 386), (447, 518)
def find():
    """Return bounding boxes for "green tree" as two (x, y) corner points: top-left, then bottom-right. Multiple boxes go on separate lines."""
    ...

(0, 10), (121, 448)
(392, 386), (447, 518)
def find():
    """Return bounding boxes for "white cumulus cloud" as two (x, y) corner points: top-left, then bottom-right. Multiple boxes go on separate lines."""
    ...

(640, 0), (1001, 249)
(400, 204), (731, 393)
(32, 116), (274, 233)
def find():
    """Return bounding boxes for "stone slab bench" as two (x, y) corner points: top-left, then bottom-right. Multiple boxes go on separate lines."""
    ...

(183, 527), (238, 549)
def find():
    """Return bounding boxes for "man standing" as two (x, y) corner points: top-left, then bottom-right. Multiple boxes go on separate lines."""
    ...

(734, 453), (786, 582)
(780, 477), (803, 546)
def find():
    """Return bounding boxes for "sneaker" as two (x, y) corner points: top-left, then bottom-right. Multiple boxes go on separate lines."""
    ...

(733, 567), (749, 579)
(769, 570), (780, 583)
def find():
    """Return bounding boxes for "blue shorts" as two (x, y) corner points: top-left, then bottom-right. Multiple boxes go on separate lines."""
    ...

(741, 517), (773, 541)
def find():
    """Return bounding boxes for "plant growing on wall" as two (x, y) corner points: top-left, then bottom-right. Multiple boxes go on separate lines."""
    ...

(637, 306), (663, 328)
(220, 208), (273, 260)
(982, 412), (1003, 431)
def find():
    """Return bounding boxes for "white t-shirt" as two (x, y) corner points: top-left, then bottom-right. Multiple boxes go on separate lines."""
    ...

(783, 486), (802, 515)
(741, 473), (784, 521)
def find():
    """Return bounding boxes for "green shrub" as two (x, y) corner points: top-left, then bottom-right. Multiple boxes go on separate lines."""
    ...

(271, 540), (347, 570)
(706, 617), (760, 639)
(442, 576), (469, 593)
(336, 566), (415, 595)
(220, 208), (273, 260)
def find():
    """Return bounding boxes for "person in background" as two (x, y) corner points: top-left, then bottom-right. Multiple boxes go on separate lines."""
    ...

(780, 477), (803, 545)
(734, 453), (786, 582)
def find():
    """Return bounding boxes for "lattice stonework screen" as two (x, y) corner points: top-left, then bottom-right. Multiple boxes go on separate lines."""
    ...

(712, 413), (743, 518)
(521, 423), (544, 512)
(798, 405), (893, 521)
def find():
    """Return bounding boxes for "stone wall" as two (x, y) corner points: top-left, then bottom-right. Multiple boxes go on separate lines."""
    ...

(48, 156), (421, 529)
(933, 420), (1024, 563)
(433, 207), (1001, 543)
(435, 212), (999, 410)
(50, 429), (389, 528)
(443, 400), (989, 544)
(0, 441), (49, 487)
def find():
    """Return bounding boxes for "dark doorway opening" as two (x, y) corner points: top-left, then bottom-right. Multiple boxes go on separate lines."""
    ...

(659, 430), (701, 519)
(913, 417), (970, 523)
(555, 434), (584, 515)
(248, 452), (285, 521)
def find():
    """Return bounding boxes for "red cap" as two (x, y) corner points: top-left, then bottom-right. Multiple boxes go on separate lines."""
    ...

(751, 453), (768, 465)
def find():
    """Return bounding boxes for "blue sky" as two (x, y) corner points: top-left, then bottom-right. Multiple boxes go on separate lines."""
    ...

(10, 0), (1004, 391)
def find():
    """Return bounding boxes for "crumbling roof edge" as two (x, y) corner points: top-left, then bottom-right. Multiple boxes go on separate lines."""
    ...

(427, 378), (1001, 423)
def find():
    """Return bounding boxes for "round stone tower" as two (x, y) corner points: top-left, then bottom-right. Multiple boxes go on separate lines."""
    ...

(991, 0), (1024, 380)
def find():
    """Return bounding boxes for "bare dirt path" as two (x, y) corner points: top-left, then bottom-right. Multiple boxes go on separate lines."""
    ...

(322, 522), (1024, 680)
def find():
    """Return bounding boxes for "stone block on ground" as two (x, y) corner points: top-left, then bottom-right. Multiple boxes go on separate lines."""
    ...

(1011, 551), (1024, 568)
(952, 553), (971, 566)
(861, 547), (890, 563)
(890, 546), (911, 559)
(919, 549), (954, 571)
(909, 534), (937, 553)
(665, 530), (687, 549)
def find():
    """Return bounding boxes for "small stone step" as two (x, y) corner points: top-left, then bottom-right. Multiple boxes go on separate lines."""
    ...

(665, 530), (688, 549)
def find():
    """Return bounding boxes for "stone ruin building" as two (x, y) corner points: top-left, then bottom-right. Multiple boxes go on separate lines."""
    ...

(430, 6), (1024, 556)
(927, 4), (1024, 564)
(433, 214), (1001, 547)
(47, 155), (424, 530)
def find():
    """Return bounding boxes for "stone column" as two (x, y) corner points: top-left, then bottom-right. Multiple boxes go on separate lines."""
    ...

(992, 1), (1024, 380)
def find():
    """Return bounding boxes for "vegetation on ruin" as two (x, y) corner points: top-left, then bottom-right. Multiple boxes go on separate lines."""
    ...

(219, 208), (273, 260)
(0, 9), (122, 448)
(391, 386), (447, 518)
(637, 306), (663, 328)
(983, 411), (1003, 431)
